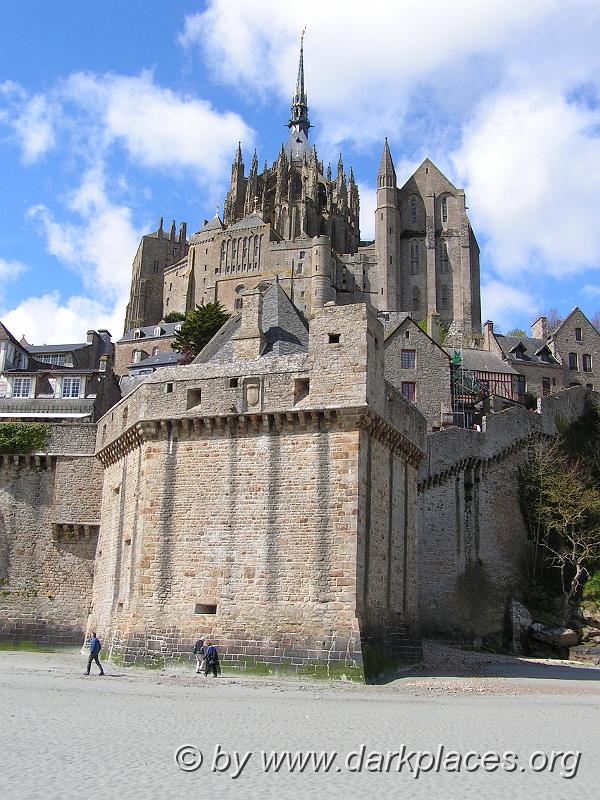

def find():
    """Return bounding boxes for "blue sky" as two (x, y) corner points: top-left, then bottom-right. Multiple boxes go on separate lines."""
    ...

(2, 0), (600, 342)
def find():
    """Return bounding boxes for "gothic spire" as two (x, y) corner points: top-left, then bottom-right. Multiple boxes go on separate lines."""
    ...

(378, 137), (396, 183)
(288, 29), (310, 135)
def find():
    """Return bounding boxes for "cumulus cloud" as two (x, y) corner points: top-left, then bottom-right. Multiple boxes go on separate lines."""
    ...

(1, 292), (124, 345)
(177, 0), (600, 147)
(0, 82), (57, 163)
(28, 167), (142, 301)
(481, 280), (537, 331)
(62, 71), (253, 182)
(453, 89), (600, 276)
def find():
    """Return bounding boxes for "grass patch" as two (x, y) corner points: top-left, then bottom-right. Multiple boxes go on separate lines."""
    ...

(0, 639), (55, 653)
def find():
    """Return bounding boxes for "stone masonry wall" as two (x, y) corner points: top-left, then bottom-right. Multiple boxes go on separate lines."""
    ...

(0, 423), (101, 646)
(417, 386), (591, 643)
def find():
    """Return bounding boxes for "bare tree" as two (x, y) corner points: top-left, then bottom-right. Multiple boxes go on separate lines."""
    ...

(521, 441), (600, 610)
(590, 309), (600, 332)
(546, 308), (563, 332)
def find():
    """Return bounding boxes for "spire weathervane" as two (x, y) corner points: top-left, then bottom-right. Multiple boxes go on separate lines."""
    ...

(288, 28), (310, 134)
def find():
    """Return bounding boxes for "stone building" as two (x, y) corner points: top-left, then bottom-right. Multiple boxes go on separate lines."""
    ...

(380, 312), (452, 430)
(114, 321), (182, 377)
(545, 307), (600, 391)
(122, 36), (481, 341)
(0, 322), (119, 423)
(89, 297), (426, 679)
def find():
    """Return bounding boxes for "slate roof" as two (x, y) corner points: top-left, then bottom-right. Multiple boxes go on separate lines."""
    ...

(199, 214), (224, 233)
(194, 280), (307, 364)
(27, 343), (88, 354)
(129, 351), (183, 372)
(119, 322), (181, 343)
(229, 213), (267, 231)
(446, 348), (518, 374)
(495, 334), (561, 365)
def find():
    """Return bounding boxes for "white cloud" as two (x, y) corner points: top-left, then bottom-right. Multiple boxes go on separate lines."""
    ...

(28, 167), (142, 301)
(177, 0), (600, 148)
(62, 71), (253, 183)
(1, 292), (124, 345)
(583, 284), (600, 298)
(453, 89), (600, 277)
(0, 258), (27, 281)
(481, 280), (537, 331)
(0, 82), (57, 163)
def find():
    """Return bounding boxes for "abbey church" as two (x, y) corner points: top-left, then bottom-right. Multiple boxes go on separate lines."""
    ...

(1, 37), (599, 681)
(125, 36), (480, 337)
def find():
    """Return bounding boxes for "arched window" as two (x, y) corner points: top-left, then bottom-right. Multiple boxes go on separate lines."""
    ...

(410, 196), (418, 225)
(220, 240), (226, 264)
(441, 195), (448, 224)
(234, 284), (245, 311)
(410, 242), (420, 275)
(242, 237), (248, 264)
(253, 235), (259, 261)
(412, 286), (420, 311)
(440, 286), (448, 311)
(439, 241), (449, 273)
(231, 238), (238, 266)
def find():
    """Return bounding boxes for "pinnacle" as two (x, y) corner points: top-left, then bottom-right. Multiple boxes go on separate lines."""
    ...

(378, 138), (396, 179)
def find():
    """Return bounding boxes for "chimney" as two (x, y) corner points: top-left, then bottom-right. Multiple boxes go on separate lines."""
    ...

(231, 291), (265, 361)
(531, 315), (548, 339)
(169, 220), (176, 241)
(158, 217), (164, 238)
(179, 222), (187, 245)
(427, 311), (440, 343)
(483, 320), (494, 351)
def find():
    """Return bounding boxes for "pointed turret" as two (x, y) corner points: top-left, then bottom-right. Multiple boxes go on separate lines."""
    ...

(244, 148), (259, 215)
(288, 29), (310, 135)
(378, 137), (396, 187)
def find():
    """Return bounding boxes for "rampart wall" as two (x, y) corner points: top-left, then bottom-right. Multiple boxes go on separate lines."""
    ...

(0, 423), (101, 646)
(417, 387), (590, 643)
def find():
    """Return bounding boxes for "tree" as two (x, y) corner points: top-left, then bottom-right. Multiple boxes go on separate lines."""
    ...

(164, 311), (186, 323)
(546, 308), (563, 332)
(171, 302), (231, 362)
(520, 440), (600, 610)
(507, 328), (526, 337)
(590, 309), (600, 332)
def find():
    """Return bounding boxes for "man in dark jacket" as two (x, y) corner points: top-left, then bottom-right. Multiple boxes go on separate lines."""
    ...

(86, 632), (104, 676)
(193, 636), (205, 674)
(204, 641), (220, 677)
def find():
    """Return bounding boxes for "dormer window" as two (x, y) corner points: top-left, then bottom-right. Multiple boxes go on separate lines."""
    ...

(174, 323), (182, 332)
(512, 344), (526, 360)
(133, 329), (142, 340)
(153, 326), (163, 337)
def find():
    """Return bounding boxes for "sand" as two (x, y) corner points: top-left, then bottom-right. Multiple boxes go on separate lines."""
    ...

(1, 643), (599, 799)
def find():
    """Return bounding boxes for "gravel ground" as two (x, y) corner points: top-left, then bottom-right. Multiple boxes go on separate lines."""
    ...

(1, 643), (599, 799)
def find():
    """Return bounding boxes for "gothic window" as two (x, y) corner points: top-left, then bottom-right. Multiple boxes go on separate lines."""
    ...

(569, 352), (578, 370)
(440, 286), (448, 311)
(410, 196), (418, 225)
(583, 353), (592, 372)
(401, 382), (416, 402)
(441, 195), (448, 224)
(259, 234), (263, 262)
(410, 242), (420, 274)
(292, 173), (302, 199)
(439, 241), (449, 273)
(253, 235), (259, 261)
(231, 238), (238, 266)
(412, 286), (420, 311)
(242, 237), (248, 264)
(220, 241), (226, 264)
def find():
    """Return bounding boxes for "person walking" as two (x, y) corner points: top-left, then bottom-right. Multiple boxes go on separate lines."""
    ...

(86, 631), (104, 676)
(203, 641), (220, 677)
(192, 636), (206, 674)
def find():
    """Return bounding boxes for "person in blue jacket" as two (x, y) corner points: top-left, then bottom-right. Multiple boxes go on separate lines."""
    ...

(203, 641), (220, 677)
(86, 631), (105, 676)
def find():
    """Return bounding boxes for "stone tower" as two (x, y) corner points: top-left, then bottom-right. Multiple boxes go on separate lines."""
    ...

(373, 144), (481, 335)
(375, 139), (400, 310)
(124, 217), (188, 332)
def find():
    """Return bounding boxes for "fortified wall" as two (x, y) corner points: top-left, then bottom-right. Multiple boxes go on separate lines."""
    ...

(89, 303), (427, 680)
(417, 386), (591, 643)
(0, 424), (102, 645)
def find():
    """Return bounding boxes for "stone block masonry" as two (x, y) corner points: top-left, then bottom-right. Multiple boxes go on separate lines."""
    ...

(0, 423), (101, 646)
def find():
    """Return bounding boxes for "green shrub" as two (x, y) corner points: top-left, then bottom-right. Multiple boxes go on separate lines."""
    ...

(582, 569), (600, 606)
(0, 422), (49, 454)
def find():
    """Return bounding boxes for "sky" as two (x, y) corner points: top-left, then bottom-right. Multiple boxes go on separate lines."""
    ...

(2, 0), (600, 343)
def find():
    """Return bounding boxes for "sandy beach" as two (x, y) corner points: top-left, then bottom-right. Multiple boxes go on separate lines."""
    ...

(1, 643), (599, 799)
